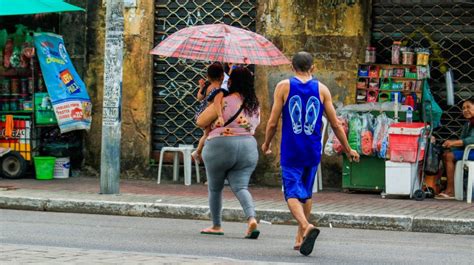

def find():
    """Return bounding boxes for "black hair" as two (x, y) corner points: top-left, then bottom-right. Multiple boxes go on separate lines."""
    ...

(292, 51), (313, 72)
(228, 67), (259, 116)
(207, 62), (224, 81)
(462, 97), (474, 105)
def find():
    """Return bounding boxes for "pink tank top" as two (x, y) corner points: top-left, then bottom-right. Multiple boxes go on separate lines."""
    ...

(208, 94), (260, 139)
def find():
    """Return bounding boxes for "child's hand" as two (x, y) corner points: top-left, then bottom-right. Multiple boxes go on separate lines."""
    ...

(227, 63), (235, 74)
(198, 78), (206, 89)
(215, 116), (225, 127)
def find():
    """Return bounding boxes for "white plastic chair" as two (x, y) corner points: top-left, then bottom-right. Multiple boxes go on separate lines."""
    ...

(454, 144), (474, 203)
(157, 144), (200, 186)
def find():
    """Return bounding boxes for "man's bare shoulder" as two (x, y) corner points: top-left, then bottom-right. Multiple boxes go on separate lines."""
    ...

(277, 79), (290, 87)
(318, 81), (330, 93)
(275, 79), (290, 93)
(317, 81), (331, 103)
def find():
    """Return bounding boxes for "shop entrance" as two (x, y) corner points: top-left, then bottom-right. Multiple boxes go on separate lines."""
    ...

(371, 0), (474, 140)
(0, 9), (87, 178)
(152, 0), (257, 157)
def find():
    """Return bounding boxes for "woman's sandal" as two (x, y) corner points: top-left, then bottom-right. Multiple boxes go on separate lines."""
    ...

(200, 227), (224, 235)
(244, 221), (260, 239)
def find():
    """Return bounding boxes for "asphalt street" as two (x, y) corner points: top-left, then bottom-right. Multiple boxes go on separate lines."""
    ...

(0, 209), (473, 264)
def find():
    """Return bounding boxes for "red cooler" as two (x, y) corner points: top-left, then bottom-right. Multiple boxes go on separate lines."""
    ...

(388, 122), (426, 163)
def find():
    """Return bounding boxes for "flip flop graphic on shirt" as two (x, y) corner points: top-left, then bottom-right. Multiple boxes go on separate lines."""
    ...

(304, 96), (320, 135)
(288, 95), (303, 134)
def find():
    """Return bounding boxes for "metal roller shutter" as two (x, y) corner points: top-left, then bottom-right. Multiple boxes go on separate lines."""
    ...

(152, 0), (257, 155)
(371, 0), (473, 140)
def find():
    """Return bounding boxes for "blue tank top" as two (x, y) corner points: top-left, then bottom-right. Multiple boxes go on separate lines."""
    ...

(281, 77), (325, 167)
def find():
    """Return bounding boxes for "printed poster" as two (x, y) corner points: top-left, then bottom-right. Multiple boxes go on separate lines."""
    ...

(34, 33), (92, 133)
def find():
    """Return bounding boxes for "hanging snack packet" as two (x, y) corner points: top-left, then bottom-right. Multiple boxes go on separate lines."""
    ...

(378, 116), (395, 159)
(360, 113), (374, 156)
(348, 113), (362, 154)
(372, 113), (387, 156)
(324, 124), (336, 156)
(332, 114), (349, 154)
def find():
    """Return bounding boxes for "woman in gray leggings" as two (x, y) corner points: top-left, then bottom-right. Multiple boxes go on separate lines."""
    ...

(196, 67), (260, 239)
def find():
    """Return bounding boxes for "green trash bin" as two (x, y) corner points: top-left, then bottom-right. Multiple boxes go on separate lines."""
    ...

(34, 156), (56, 180)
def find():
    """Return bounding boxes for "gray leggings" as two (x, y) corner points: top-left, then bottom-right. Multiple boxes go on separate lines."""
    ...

(202, 136), (258, 227)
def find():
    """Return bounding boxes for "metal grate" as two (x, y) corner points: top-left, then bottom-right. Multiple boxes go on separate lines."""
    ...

(152, 0), (257, 152)
(371, 0), (473, 140)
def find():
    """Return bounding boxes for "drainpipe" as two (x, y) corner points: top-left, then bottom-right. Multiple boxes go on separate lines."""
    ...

(100, 0), (124, 194)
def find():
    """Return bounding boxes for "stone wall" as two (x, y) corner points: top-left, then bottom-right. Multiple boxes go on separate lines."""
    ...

(254, 0), (371, 187)
(82, 0), (371, 184)
(84, 1), (154, 177)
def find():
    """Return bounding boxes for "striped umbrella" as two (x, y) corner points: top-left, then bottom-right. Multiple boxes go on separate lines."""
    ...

(150, 24), (290, 66)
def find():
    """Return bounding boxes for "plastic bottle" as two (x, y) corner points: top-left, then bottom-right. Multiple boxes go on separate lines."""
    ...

(406, 107), (413, 123)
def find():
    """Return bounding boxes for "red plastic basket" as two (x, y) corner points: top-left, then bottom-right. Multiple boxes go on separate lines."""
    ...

(388, 122), (425, 163)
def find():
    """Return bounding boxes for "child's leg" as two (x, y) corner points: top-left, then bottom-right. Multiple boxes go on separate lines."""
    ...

(196, 134), (206, 155)
(193, 128), (209, 162)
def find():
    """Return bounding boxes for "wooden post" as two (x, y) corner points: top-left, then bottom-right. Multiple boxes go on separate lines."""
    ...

(100, 0), (124, 194)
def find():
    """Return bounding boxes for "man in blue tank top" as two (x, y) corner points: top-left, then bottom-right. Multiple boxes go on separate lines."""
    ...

(262, 52), (359, 256)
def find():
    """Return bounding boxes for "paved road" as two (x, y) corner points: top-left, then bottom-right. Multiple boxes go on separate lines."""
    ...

(1, 210), (473, 264)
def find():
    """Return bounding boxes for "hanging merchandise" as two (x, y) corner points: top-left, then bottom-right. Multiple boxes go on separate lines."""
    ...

(324, 125), (336, 156)
(348, 113), (362, 154)
(0, 29), (7, 49)
(332, 114), (349, 154)
(324, 114), (349, 156)
(3, 39), (13, 68)
(422, 80), (442, 128)
(34, 33), (92, 133)
(445, 69), (454, 106)
(360, 113), (374, 156)
(379, 116), (395, 159)
(373, 113), (386, 156)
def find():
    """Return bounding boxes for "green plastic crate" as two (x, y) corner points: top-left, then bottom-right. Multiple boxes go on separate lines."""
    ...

(34, 93), (57, 125)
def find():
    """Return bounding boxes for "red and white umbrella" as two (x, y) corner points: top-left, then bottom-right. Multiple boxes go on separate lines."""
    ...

(150, 24), (290, 66)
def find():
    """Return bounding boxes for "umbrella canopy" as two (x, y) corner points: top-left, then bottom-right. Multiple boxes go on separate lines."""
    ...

(150, 24), (290, 66)
(0, 0), (84, 16)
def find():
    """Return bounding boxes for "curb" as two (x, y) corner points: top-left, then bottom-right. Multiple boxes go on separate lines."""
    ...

(0, 196), (472, 235)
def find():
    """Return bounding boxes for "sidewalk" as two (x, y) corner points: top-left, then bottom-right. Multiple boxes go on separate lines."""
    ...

(0, 177), (473, 235)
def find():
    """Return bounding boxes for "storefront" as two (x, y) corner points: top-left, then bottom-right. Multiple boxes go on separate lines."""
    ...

(0, 2), (89, 179)
(323, 0), (473, 199)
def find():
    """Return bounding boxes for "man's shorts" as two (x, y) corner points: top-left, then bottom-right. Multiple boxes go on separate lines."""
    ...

(453, 149), (474, 161)
(281, 165), (318, 203)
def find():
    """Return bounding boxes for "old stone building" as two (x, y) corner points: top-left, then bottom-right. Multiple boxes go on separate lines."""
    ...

(78, 1), (472, 187)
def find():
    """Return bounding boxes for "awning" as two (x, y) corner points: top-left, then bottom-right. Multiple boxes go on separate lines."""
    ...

(0, 0), (84, 16)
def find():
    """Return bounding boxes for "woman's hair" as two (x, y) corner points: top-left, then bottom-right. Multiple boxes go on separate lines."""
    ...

(207, 62), (224, 81)
(228, 67), (259, 116)
(462, 97), (474, 105)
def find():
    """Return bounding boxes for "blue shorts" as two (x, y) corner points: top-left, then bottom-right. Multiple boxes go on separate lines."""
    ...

(281, 165), (318, 203)
(453, 149), (474, 161)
